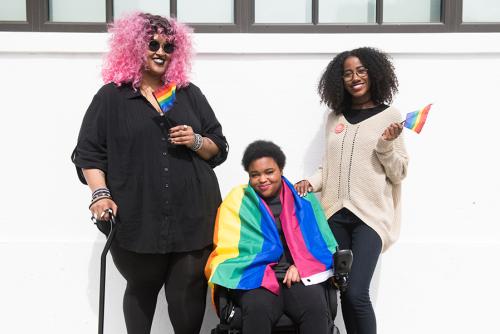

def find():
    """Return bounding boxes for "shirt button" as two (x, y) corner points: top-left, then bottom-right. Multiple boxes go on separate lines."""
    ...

(162, 152), (167, 156)
(160, 122), (164, 126)
(165, 184), (169, 188)
(164, 167), (169, 172)
(161, 137), (166, 141)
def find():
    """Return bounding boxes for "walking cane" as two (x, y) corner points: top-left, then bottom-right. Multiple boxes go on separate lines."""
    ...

(92, 209), (117, 334)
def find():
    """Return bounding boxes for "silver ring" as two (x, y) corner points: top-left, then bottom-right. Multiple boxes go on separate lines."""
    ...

(183, 125), (188, 130)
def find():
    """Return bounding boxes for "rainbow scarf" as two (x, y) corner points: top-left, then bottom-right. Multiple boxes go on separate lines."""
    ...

(404, 103), (432, 134)
(205, 177), (337, 294)
(153, 82), (176, 113)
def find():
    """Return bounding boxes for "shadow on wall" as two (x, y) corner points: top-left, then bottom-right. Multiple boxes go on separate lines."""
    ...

(301, 108), (328, 177)
(86, 236), (219, 333)
(333, 262), (382, 334)
(87, 237), (128, 333)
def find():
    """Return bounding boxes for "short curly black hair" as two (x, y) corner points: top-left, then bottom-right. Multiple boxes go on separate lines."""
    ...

(318, 47), (398, 115)
(242, 140), (286, 172)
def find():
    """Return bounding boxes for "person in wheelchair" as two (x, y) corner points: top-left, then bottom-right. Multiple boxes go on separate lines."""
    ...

(205, 140), (339, 334)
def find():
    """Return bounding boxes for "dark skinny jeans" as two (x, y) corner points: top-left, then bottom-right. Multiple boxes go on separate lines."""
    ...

(329, 210), (382, 334)
(235, 282), (330, 334)
(110, 244), (211, 334)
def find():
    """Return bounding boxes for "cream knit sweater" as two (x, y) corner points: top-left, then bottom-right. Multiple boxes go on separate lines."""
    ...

(307, 106), (409, 252)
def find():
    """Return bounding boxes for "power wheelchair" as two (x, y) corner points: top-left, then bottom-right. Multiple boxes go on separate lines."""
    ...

(211, 249), (353, 334)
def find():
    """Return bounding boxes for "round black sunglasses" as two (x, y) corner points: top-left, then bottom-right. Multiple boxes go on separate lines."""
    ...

(148, 40), (175, 54)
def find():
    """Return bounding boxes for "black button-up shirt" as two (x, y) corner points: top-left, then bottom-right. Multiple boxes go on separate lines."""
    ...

(72, 83), (228, 253)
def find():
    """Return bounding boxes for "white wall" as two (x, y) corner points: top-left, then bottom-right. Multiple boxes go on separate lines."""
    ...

(1, 31), (499, 334)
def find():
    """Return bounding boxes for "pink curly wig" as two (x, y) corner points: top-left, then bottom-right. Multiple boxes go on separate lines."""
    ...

(102, 12), (193, 88)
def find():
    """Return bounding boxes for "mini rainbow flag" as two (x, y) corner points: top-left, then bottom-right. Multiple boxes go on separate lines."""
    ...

(153, 82), (176, 113)
(403, 103), (432, 134)
(205, 177), (337, 294)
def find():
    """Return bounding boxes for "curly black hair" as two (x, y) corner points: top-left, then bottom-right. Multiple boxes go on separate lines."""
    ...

(242, 140), (286, 172)
(318, 47), (398, 115)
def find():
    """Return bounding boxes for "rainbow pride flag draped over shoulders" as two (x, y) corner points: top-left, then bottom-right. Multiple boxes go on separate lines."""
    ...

(205, 177), (337, 294)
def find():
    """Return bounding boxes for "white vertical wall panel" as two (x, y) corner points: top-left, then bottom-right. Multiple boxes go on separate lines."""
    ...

(0, 32), (499, 334)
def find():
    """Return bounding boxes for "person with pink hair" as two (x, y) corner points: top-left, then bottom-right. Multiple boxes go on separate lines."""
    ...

(72, 12), (228, 334)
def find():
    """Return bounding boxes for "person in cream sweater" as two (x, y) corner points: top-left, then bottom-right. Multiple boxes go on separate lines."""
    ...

(295, 47), (409, 334)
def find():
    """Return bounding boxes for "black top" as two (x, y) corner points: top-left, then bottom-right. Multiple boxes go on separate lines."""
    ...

(265, 194), (293, 279)
(72, 83), (228, 253)
(332, 208), (363, 224)
(344, 104), (388, 124)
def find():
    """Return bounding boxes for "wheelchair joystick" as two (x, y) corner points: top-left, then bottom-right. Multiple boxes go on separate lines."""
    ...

(333, 248), (353, 293)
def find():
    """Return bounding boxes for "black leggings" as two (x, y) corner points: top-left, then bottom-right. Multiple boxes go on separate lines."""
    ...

(110, 244), (211, 334)
(329, 214), (382, 334)
(235, 282), (329, 334)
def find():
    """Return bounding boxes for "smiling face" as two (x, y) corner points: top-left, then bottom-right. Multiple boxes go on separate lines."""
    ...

(343, 56), (372, 105)
(248, 157), (283, 199)
(144, 34), (172, 79)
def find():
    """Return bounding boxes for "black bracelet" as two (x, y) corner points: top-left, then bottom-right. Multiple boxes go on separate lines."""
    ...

(89, 195), (112, 209)
(92, 187), (111, 200)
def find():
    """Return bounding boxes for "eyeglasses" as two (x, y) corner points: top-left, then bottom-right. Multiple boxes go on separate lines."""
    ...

(342, 67), (368, 81)
(148, 40), (175, 54)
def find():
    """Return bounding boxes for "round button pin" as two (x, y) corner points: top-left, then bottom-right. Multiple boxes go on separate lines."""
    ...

(334, 123), (345, 134)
